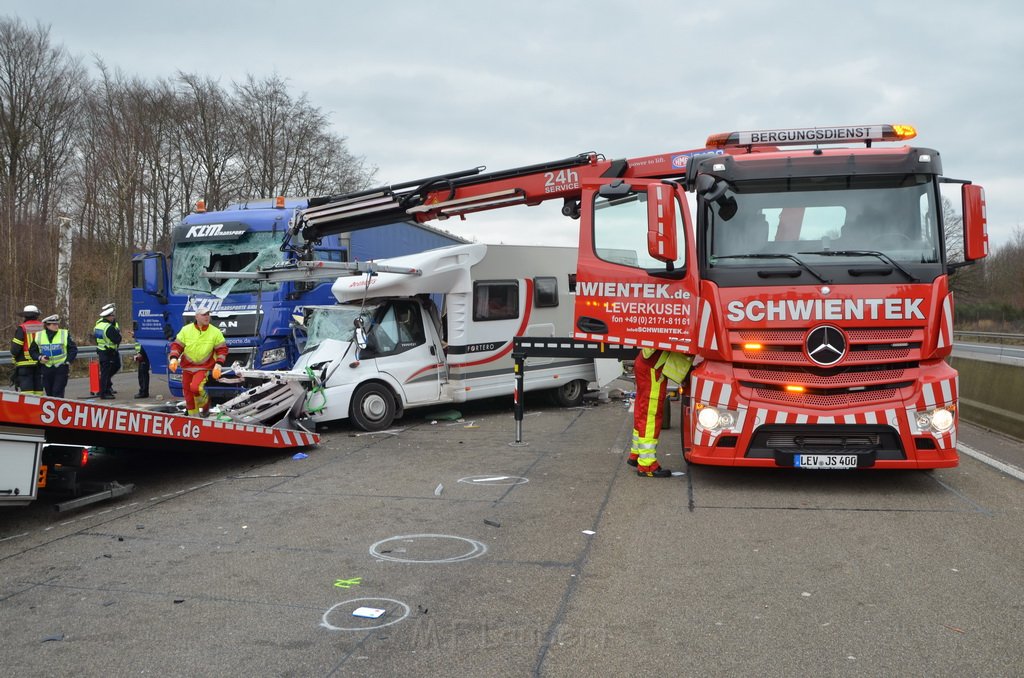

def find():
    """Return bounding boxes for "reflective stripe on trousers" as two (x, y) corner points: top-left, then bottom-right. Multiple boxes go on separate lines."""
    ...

(631, 351), (667, 470)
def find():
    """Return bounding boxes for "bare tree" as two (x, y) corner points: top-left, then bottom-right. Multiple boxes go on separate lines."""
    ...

(75, 62), (153, 318)
(294, 128), (375, 196)
(176, 73), (240, 212)
(231, 73), (375, 199)
(232, 73), (294, 198)
(0, 17), (86, 328)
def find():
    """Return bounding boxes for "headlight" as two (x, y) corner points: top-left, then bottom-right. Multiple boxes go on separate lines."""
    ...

(697, 407), (721, 429)
(262, 347), (288, 365)
(696, 407), (737, 430)
(930, 407), (954, 432)
(915, 407), (955, 433)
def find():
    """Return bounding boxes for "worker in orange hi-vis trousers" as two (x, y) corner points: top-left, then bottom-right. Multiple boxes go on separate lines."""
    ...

(627, 349), (693, 478)
(168, 305), (227, 417)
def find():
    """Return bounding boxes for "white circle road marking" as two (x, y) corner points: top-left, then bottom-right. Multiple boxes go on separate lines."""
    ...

(320, 598), (410, 632)
(369, 534), (488, 563)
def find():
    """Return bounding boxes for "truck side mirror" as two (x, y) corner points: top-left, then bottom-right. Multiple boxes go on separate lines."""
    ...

(695, 174), (738, 221)
(962, 184), (989, 261)
(646, 183), (678, 262)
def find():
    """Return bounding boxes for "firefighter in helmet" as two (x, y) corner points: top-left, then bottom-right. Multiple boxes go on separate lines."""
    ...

(10, 304), (44, 395)
(168, 305), (227, 417)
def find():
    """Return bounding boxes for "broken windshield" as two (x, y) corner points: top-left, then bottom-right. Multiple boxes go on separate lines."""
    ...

(303, 303), (384, 354)
(172, 231), (286, 297)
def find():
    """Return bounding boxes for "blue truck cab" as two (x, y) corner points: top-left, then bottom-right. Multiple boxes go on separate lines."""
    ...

(131, 197), (463, 399)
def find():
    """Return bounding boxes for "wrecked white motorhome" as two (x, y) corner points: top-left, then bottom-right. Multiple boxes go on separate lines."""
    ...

(223, 243), (618, 430)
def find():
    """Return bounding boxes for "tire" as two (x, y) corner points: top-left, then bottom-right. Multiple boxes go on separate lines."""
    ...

(349, 382), (396, 431)
(552, 379), (586, 408)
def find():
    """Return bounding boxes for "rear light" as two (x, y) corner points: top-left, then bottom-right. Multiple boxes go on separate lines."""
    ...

(80, 447), (89, 467)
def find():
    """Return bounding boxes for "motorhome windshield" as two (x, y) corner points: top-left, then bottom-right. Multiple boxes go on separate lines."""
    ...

(303, 303), (384, 353)
(172, 231), (285, 296)
(704, 175), (941, 278)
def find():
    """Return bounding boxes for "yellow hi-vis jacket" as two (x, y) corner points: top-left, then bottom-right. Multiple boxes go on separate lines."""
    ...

(34, 329), (71, 367)
(170, 323), (227, 369)
(640, 348), (693, 384)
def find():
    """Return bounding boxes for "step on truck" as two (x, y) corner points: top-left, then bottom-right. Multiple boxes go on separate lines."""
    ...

(222, 242), (620, 431)
(230, 124), (988, 469)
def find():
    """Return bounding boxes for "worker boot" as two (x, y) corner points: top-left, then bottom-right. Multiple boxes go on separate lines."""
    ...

(626, 453), (639, 467)
(636, 463), (672, 478)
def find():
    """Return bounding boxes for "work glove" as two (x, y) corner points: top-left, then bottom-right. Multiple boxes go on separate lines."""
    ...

(212, 363), (222, 380)
(168, 358), (179, 372)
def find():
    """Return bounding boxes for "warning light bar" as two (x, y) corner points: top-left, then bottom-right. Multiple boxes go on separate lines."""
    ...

(705, 124), (917, 149)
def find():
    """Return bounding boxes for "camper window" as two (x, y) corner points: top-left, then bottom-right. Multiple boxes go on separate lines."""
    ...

(473, 281), (519, 321)
(533, 277), (559, 308)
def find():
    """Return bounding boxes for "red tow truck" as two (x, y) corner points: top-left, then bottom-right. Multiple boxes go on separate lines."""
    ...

(264, 123), (988, 470)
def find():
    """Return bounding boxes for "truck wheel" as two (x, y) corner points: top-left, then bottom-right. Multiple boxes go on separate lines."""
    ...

(552, 379), (586, 408)
(350, 383), (396, 431)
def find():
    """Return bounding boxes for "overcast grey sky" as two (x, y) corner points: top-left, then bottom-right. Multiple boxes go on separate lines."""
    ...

(4, 0), (1022, 249)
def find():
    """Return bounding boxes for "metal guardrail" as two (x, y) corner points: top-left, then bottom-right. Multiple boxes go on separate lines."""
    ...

(953, 331), (1024, 344)
(0, 345), (136, 366)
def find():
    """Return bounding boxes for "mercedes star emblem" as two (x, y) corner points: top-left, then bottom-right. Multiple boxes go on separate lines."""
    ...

(805, 325), (847, 366)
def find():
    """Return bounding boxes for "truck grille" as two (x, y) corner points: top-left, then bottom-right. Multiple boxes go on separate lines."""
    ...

(746, 367), (907, 387)
(753, 386), (902, 407)
(731, 326), (921, 409)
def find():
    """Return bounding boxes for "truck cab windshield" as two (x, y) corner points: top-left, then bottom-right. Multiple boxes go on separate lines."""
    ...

(172, 231), (285, 296)
(303, 302), (385, 354)
(703, 174), (941, 285)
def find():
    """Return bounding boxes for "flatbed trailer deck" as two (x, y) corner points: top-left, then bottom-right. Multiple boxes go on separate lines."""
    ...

(0, 391), (318, 451)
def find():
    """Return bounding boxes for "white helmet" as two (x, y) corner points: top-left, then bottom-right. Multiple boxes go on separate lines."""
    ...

(23, 304), (39, 315)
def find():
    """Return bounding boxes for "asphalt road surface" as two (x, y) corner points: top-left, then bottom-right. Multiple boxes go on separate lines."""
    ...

(1, 373), (1022, 677)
